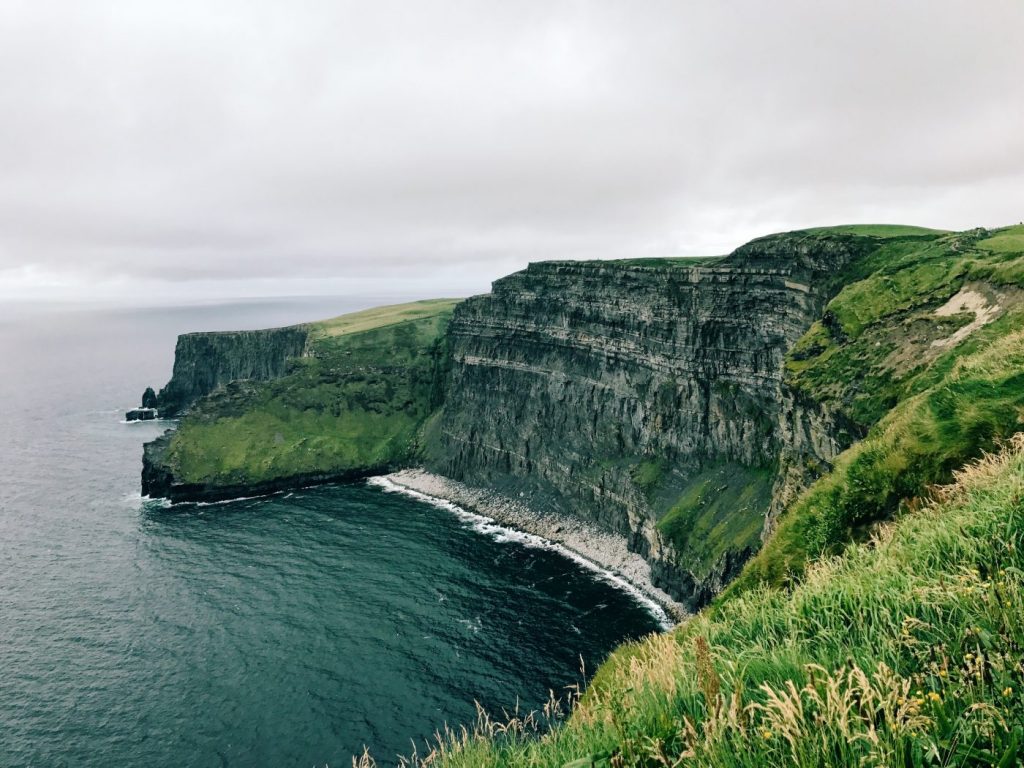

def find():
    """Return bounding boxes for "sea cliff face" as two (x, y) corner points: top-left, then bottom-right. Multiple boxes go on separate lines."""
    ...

(140, 234), (870, 607)
(141, 302), (457, 502)
(143, 226), (1020, 608)
(154, 327), (310, 416)
(424, 233), (870, 606)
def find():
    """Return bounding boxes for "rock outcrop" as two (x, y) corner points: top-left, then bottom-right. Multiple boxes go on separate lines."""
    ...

(140, 302), (459, 502)
(152, 326), (310, 416)
(424, 232), (871, 607)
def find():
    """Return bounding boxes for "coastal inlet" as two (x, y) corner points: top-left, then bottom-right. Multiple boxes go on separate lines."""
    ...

(0, 299), (663, 768)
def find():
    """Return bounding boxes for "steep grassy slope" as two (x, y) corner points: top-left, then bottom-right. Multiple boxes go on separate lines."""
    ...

(731, 225), (1024, 593)
(654, 461), (773, 576)
(142, 300), (457, 499)
(376, 435), (1024, 768)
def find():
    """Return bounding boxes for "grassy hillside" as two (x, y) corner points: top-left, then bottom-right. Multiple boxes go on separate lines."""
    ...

(730, 225), (1024, 593)
(654, 461), (773, 577)
(802, 223), (950, 238)
(372, 434), (1024, 768)
(163, 300), (458, 486)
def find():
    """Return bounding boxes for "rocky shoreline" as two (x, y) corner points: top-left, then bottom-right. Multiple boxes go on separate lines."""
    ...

(377, 468), (689, 626)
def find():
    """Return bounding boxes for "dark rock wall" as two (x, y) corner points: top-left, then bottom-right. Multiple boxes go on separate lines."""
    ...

(154, 327), (310, 416)
(426, 233), (869, 606)
(141, 232), (871, 607)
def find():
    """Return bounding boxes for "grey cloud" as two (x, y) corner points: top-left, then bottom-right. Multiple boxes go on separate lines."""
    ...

(1, 0), (1022, 301)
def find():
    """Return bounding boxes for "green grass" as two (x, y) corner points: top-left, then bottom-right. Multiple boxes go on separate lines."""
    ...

(540, 256), (727, 268)
(656, 462), (773, 576)
(826, 249), (967, 337)
(165, 301), (457, 486)
(977, 225), (1024, 254)
(310, 298), (460, 338)
(630, 459), (669, 501)
(801, 223), (950, 238)
(781, 233), (982, 428)
(732, 315), (1024, 594)
(359, 434), (1024, 767)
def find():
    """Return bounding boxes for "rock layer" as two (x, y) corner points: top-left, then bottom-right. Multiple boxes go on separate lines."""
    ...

(140, 233), (877, 609)
(425, 233), (869, 607)
(154, 326), (310, 416)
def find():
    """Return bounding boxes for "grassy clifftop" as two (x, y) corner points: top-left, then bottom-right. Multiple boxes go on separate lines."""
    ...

(159, 300), (458, 491)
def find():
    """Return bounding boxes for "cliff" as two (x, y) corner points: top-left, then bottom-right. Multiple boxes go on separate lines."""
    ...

(421, 232), (871, 606)
(141, 224), (1024, 610)
(154, 326), (311, 416)
(134, 224), (1024, 767)
(141, 300), (457, 501)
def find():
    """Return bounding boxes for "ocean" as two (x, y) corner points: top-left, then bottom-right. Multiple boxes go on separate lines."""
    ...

(0, 297), (661, 767)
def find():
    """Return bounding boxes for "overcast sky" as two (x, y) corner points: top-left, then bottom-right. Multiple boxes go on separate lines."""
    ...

(1, 1), (1022, 303)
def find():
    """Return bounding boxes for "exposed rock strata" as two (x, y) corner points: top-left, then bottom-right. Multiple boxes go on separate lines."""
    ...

(153, 326), (310, 416)
(424, 233), (869, 608)
(141, 232), (872, 609)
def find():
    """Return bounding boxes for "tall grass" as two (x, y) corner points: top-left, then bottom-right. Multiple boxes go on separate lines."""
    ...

(731, 321), (1024, 593)
(362, 436), (1024, 767)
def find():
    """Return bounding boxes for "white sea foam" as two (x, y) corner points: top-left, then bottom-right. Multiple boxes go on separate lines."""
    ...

(190, 492), (276, 507)
(368, 475), (674, 630)
(138, 494), (172, 508)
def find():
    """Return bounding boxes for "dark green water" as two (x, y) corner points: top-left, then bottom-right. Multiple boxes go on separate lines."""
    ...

(0, 299), (661, 767)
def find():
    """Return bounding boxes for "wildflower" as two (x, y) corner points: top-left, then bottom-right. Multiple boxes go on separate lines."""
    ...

(761, 729), (774, 740)
(927, 692), (941, 703)
(938, 670), (947, 678)
(1003, 687), (1014, 698)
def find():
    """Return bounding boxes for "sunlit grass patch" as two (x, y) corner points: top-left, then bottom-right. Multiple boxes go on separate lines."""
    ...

(311, 298), (460, 338)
